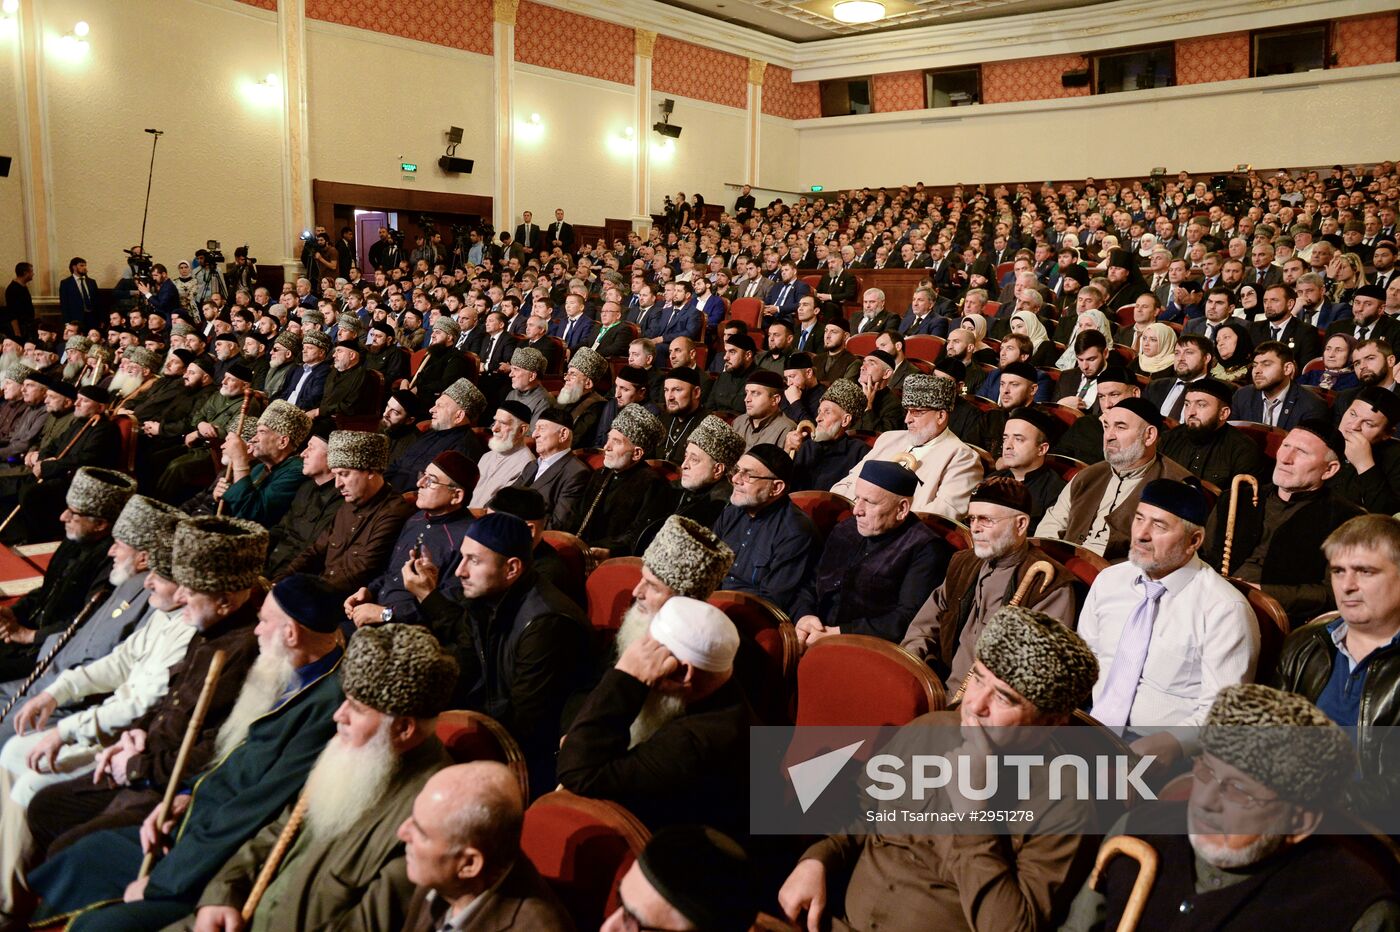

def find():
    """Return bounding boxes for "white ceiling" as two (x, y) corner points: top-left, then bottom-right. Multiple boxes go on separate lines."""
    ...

(652, 0), (1113, 42)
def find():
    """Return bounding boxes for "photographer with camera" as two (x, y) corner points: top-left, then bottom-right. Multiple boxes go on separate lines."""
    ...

(230, 245), (258, 294)
(308, 231), (338, 281)
(134, 263), (180, 321)
(192, 246), (227, 305)
(299, 224), (326, 274)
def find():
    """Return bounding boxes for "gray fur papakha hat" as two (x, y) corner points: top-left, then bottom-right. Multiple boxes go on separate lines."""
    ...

(642, 516), (735, 599)
(112, 494), (182, 559)
(301, 328), (332, 352)
(65, 335), (92, 353)
(442, 378), (487, 421)
(610, 402), (663, 455)
(170, 516), (268, 593)
(147, 517), (186, 581)
(568, 346), (608, 382)
(822, 378), (868, 418)
(65, 468), (138, 522)
(123, 346), (162, 372)
(257, 400), (313, 449)
(336, 315), (366, 336)
(687, 415), (745, 470)
(341, 624), (459, 718)
(169, 321), (196, 338)
(432, 316), (461, 340)
(301, 310), (325, 327)
(510, 347), (546, 374)
(327, 430), (390, 472)
(901, 373), (955, 411)
(1201, 683), (1356, 807)
(3, 363), (35, 384)
(975, 606), (1098, 715)
(274, 330), (302, 352)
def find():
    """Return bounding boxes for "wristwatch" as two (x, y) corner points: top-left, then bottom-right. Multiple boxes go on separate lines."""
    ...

(380, 607), (394, 624)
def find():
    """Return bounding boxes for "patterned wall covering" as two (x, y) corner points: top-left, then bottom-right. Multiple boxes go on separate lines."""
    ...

(234, 0), (277, 10)
(982, 53), (1090, 104)
(1334, 13), (1399, 68)
(763, 65), (822, 120)
(1176, 32), (1249, 85)
(651, 36), (748, 109)
(304, 0), (494, 56)
(515, 1), (632, 84)
(872, 70), (926, 112)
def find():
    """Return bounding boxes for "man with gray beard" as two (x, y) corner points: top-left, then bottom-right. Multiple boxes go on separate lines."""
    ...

(556, 347), (608, 448)
(558, 595), (750, 841)
(0, 364), (29, 440)
(469, 401), (536, 510)
(1062, 684), (1400, 931)
(191, 623), (456, 932)
(107, 347), (165, 423)
(0, 366), (45, 465)
(260, 331), (300, 401)
(60, 336), (90, 384)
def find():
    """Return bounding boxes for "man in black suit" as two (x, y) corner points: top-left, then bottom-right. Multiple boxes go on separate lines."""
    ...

(1247, 241), (1281, 290)
(851, 288), (892, 335)
(1229, 341), (1328, 429)
(549, 208), (575, 255)
(734, 184), (756, 219)
(1182, 287), (1237, 341)
(478, 310), (516, 380)
(1144, 333), (1215, 421)
(516, 407), (592, 530)
(523, 316), (562, 373)
(591, 301), (635, 358)
(514, 210), (542, 258)
(814, 255), (857, 320)
(1248, 283), (1320, 366)
(58, 257), (98, 328)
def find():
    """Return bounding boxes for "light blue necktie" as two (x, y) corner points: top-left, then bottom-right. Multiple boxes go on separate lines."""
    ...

(1091, 577), (1168, 729)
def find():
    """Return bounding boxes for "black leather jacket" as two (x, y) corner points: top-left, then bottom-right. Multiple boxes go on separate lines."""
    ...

(1272, 619), (1400, 822)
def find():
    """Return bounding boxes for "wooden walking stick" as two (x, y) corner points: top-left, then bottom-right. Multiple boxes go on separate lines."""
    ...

(139, 649), (227, 879)
(1088, 835), (1159, 932)
(241, 792), (309, 921)
(951, 561), (1057, 704)
(1220, 474), (1260, 576)
(215, 389), (253, 518)
(0, 587), (108, 726)
(0, 412), (104, 537)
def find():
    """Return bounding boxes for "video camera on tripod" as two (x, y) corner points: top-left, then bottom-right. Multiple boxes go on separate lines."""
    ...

(124, 247), (154, 284)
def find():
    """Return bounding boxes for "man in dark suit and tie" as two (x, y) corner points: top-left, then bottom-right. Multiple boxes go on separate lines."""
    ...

(513, 210), (542, 258)
(1372, 241), (1397, 291)
(549, 208), (575, 255)
(58, 257), (98, 328)
(515, 407), (592, 530)
(1182, 287), (1238, 341)
(791, 295), (824, 354)
(478, 310), (517, 398)
(733, 262), (773, 303)
(454, 299), (488, 357)
(1328, 285), (1397, 345)
(591, 300), (635, 357)
(652, 281), (702, 352)
(1248, 283), (1320, 366)
(550, 293), (597, 352)
(1229, 341), (1327, 429)
(1248, 242), (1282, 290)
(852, 288), (893, 335)
(815, 255), (857, 320)
(899, 287), (948, 337)
(1144, 333), (1215, 421)
(628, 282), (661, 334)
(764, 260), (809, 323)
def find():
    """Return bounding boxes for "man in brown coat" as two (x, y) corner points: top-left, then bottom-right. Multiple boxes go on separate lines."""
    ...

(284, 430), (415, 595)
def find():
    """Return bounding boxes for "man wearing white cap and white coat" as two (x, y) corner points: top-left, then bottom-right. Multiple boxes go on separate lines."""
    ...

(557, 596), (752, 842)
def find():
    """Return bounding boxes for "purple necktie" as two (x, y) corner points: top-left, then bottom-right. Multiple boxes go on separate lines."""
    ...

(1091, 576), (1168, 729)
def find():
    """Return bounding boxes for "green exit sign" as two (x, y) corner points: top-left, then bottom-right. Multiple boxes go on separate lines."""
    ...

(809, 185), (824, 192)
(401, 162), (418, 173)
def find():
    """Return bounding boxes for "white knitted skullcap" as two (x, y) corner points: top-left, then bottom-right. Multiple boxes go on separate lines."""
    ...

(648, 596), (739, 673)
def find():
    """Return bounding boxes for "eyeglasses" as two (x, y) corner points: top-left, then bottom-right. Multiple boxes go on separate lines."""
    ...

(731, 468), (778, 484)
(416, 473), (458, 490)
(966, 514), (1013, 528)
(1191, 756), (1279, 810)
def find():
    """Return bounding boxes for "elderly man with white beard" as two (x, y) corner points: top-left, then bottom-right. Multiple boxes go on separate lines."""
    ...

(60, 336), (90, 385)
(258, 331), (300, 401)
(469, 401), (537, 511)
(1061, 684), (1400, 931)
(187, 623), (457, 932)
(106, 347), (163, 420)
(558, 595), (750, 842)
(556, 347), (609, 449)
(27, 567), (345, 931)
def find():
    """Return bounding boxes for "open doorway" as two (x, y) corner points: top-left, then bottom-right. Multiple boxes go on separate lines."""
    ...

(313, 180), (493, 274)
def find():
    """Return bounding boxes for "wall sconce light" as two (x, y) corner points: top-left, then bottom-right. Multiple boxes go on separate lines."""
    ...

(242, 71), (282, 107)
(516, 111), (544, 143)
(260, 72), (279, 88)
(1, 0), (19, 16)
(55, 21), (91, 56)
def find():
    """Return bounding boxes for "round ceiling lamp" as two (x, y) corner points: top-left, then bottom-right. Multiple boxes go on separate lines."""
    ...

(832, 0), (885, 23)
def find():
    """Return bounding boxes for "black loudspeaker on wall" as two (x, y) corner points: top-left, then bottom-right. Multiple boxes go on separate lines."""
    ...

(0, 156), (11, 178)
(1061, 70), (1090, 88)
(439, 155), (474, 174)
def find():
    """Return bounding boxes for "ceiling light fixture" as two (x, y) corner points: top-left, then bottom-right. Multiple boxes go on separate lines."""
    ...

(831, 0), (884, 23)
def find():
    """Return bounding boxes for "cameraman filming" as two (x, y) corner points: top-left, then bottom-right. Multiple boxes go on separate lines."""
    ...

(311, 230), (338, 280)
(193, 247), (228, 304)
(135, 263), (180, 320)
(230, 245), (258, 294)
(299, 224), (326, 275)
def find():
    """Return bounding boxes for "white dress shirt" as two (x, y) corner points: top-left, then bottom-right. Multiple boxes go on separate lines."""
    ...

(1078, 556), (1257, 730)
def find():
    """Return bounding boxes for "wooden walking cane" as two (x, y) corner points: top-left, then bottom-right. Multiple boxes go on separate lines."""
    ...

(1088, 835), (1159, 932)
(951, 561), (1056, 704)
(139, 650), (227, 879)
(1220, 474), (1260, 576)
(241, 792), (309, 921)
(0, 587), (108, 726)
(215, 389), (253, 518)
(0, 412), (104, 537)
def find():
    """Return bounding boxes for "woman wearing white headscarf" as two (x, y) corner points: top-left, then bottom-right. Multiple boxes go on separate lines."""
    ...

(1132, 321), (1177, 380)
(1009, 310), (1058, 367)
(1054, 309), (1114, 369)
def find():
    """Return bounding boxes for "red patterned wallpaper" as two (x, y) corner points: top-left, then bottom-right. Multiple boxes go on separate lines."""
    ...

(872, 70), (925, 112)
(305, 0), (494, 55)
(763, 65), (821, 120)
(1176, 32), (1249, 84)
(515, 1), (632, 85)
(982, 53), (1090, 104)
(1335, 13), (1399, 68)
(651, 36), (748, 109)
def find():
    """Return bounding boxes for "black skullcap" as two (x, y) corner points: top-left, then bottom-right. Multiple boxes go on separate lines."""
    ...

(497, 400), (532, 424)
(725, 333), (756, 353)
(827, 315), (851, 333)
(1110, 396), (1164, 429)
(767, 318), (794, 334)
(389, 388), (428, 421)
(76, 384), (110, 406)
(225, 363), (254, 383)
(370, 321), (395, 338)
(1356, 386), (1400, 427)
(784, 352), (815, 371)
(465, 512), (533, 561)
(935, 357), (966, 381)
(187, 355), (217, 375)
(745, 369), (785, 391)
(270, 574), (344, 633)
(213, 332), (239, 344)
(1294, 417), (1347, 460)
(664, 366), (702, 387)
(1095, 365), (1135, 386)
(1184, 378), (1235, 405)
(860, 460), (920, 497)
(39, 376), (77, 400)
(1355, 284), (1387, 302)
(617, 365), (649, 387)
(486, 485), (548, 522)
(333, 339), (364, 356)
(744, 443), (794, 488)
(865, 349), (896, 371)
(537, 406), (575, 430)
(637, 826), (757, 932)
(1139, 476), (1210, 526)
(1006, 405), (1056, 441)
(969, 476), (1033, 514)
(430, 450), (479, 491)
(1060, 264), (1089, 286)
(1000, 360), (1038, 383)
(172, 348), (196, 365)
